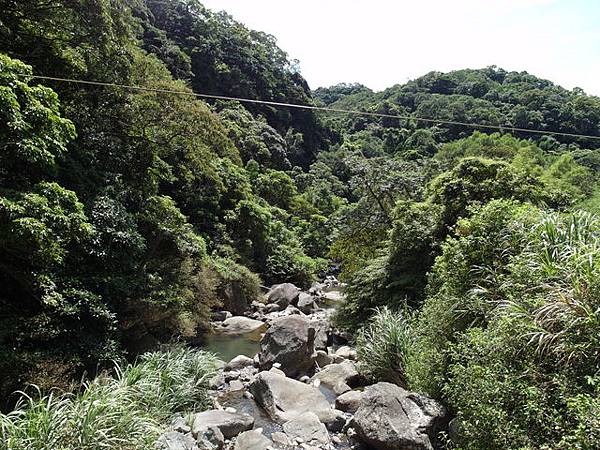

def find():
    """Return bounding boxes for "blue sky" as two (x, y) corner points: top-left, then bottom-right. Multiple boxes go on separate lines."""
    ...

(200, 0), (600, 95)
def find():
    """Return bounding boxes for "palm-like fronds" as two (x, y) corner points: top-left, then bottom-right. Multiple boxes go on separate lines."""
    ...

(510, 211), (600, 365)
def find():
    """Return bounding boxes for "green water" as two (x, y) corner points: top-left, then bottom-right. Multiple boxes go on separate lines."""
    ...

(203, 285), (345, 362)
(201, 328), (263, 362)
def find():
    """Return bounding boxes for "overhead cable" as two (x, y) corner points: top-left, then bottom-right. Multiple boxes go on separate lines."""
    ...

(24, 74), (600, 142)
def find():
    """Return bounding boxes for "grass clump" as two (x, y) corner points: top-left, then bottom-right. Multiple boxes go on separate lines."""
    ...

(356, 306), (413, 387)
(0, 347), (219, 450)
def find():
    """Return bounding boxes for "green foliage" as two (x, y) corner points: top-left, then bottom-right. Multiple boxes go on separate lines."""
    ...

(407, 200), (538, 396)
(218, 103), (292, 169)
(211, 256), (262, 312)
(140, 0), (329, 167)
(334, 255), (398, 330)
(226, 199), (319, 286)
(427, 156), (550, 225)
(0, 347), (219, 450)
(408, 202), (600, 449)
(356, 307), (413, 387)
(387, 201), (445, 304)
(319, 67), (600, 148)
(0, 55), (76, 186)
(4, 5), (600, 450)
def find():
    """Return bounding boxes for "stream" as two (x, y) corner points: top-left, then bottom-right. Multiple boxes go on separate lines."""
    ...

(200, 285), (352, 448)
(201, 285), (345, 362)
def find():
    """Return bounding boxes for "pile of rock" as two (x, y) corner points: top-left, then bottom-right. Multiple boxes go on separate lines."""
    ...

(156, 279), (447, 450)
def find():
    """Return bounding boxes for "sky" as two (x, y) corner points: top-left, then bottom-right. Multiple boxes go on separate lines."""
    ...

(200, 0), (600, 95)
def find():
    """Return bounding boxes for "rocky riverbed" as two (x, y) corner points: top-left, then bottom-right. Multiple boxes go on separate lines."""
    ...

(156, 278), (448, 450)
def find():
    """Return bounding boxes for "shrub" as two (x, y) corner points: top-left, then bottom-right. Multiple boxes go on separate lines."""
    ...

(334, 254), (398, 331)
(407, 200), (537, 396)
(211, 256), (262, 313)
(0, 347), (219, 450)
(410, 203), (600, 449)
(356, 307), (413, 387)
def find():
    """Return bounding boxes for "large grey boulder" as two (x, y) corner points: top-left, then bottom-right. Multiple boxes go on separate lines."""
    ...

(249, 371), (338, 424)
(233, 429), (273, 450)
(265, 283), (300, 309)
(192, 410), (254, 439)
(283, 412), (330, 446)
(310, 360), (360, 393)
(220, 281), (252, 315)
(310, 319), (330, 351)
(335, 390), (364, 413)
(351, 382), (447, 450)
(217, 316), (266, 335)
(297, 292), (317, 314)
(258, 315), (316, 377)
(155, 431), (198, 450)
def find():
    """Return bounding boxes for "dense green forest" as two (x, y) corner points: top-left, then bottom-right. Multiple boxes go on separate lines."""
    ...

(1, 0), (600, 448)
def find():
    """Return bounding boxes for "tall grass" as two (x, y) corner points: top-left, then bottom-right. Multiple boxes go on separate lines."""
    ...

(0, 347), (219, 450)
(356, 306), (413, 387)
(514, 211), (600, 365)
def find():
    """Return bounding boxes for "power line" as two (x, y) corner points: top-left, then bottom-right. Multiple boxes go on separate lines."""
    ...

(24, 73), (600, 142)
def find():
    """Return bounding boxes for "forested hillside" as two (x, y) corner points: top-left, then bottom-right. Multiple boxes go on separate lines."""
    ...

(1, 1), (600, 449)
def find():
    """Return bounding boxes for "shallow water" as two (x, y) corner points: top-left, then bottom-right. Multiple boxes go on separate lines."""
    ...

(201, 327), (263, 361)
(202, 285), (345, 362)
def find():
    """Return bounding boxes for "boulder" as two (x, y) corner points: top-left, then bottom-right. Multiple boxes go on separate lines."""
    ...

(315, 350), (333, 368)
(225, 355), (255, 371)
(335, 346), (357, 361)
(283, 412), (330, 446)
(233, 429), (272, 450)
(297, 292), (317, 314)
(335, 390), (363, 413)
(196, 427), (225, 450)
(310, 360), (360, 391)
(322, 290), (344, 302)
(283, 305), (302, 315)
(228, 380), (244, 391)
(217, 317), (266, 335)
(220, 281), (252, 315)
(249, 371), (338, 424)
(258, 315), (316, 377)
(271, 431), (292, 447)
(332, 380), (351, 396)
(265, 283), (300, 309)
(155, 431), (198, 450)
(263, 303), (281, 313)
(311, 319), (330, 351)
(192, 410), (254, 439)
(351, 382), (447, 450)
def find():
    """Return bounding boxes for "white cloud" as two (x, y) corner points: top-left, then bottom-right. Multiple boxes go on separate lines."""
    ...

(200, 0), (600, 95)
